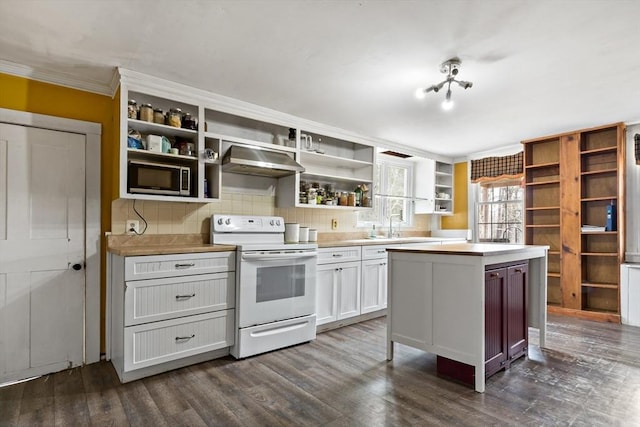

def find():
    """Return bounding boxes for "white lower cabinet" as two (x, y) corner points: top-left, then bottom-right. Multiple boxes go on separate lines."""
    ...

(316, 247), (362, 326)
(124, 310), (234, 371)
(361, 244), (389, 313)
(316, 241), (465, 329)
(110, 251), (236, 382)
(361, 258), (388, 314)
(621, 264), (640, 327)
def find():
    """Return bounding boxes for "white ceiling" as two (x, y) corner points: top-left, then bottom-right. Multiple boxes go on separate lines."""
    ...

(1, 0), (640, 158)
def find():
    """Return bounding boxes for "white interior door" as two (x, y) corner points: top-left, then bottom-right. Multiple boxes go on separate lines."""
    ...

(0, 123), (85, 382)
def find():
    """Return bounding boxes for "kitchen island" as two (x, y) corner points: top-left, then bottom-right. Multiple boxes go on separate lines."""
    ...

(386, 243), (548, 392)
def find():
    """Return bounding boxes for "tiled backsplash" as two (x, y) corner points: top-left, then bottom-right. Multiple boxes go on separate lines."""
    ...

(111, 192), (430, 237)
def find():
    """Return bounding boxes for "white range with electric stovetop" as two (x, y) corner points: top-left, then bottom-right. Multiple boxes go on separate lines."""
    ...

(211, 214), (317, 358)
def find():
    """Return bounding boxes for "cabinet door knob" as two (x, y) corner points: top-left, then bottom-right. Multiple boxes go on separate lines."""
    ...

(71, 263), (83, 271)
(490, 272), (500, 277)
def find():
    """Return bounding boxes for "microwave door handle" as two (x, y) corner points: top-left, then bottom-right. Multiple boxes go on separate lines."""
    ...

(241, 251), (318, 261)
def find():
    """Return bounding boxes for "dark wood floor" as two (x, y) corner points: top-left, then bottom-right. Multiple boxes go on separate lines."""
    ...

(2, 314), (640, 426)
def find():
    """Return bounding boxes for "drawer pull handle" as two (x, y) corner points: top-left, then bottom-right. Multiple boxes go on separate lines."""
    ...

(514, 269), (523, 273)
(332, 254), (344, 257)
(175, 334), (195, 342)
(490, 272), (500, 277)
(175, 293), (196, 300)
(377, 250), (386, 254)
(175, 263), (196, 269)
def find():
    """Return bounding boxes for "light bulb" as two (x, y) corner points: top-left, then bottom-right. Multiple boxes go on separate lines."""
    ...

(442, 89), (453, 110)
(415, 88), (427, 99)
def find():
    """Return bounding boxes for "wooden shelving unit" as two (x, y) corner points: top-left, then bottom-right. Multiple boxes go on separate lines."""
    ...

(522, 123), (625, 322)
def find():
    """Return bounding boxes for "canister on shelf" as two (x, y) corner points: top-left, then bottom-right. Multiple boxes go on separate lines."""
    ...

(127, 100), (138, 119)
(139, 103), (153, 122)
(338, 192), (348, 206)
(167, 108), (182, 127)
(348, 192), (356, 207)
(182, 113), (197, 130)
(153, 108), (164, 124)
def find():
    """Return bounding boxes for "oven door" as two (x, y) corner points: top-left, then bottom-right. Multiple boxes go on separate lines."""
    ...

(238, 249), (317, 328)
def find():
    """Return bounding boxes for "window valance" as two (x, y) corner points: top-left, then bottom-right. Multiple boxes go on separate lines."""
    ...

(470, 151), (523, 183)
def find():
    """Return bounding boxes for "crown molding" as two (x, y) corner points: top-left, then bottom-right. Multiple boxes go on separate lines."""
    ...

(0, 59), (115, 96)
(1, 61), (451, 162)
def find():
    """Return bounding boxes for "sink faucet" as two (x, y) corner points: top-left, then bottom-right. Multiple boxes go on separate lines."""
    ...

(389, 212), (402, 238)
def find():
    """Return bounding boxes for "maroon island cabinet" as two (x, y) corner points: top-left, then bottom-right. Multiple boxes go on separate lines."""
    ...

(437, 260), (529, 386)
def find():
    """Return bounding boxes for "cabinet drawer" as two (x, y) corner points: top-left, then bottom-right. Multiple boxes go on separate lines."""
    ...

(124, 310), (234, 372)
(124, 272), (235, 326)
(125, 251), (235, 281)
(362, 245), (389, 260)
(318, 246), (362, 264)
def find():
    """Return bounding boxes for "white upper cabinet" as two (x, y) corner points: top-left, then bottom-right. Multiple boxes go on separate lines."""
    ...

(413, 157), (435, 214)
(413, 158), (454, 215)
(277, 130), (375, 210)
(116, 69), (450, 205)
(434, 161), (454, 214)
(120, 87), (206, 202)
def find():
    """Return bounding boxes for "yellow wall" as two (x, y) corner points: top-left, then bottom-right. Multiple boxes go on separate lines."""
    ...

(441, 161), (468, 229)
(0, 72), (117, 353)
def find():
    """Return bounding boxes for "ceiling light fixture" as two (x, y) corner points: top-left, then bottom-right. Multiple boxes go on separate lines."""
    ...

(416, 57), (473, 110)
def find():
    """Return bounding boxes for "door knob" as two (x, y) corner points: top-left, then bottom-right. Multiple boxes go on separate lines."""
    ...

(72, 263), (83, 271)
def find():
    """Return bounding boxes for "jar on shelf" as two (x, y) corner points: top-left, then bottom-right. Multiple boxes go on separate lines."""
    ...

(288, 128), (296, 147)
(354, 185), (363, 207)
(338, 192), (348, 206)
(348, 192), (356, 207)
(139, 103), (153, 122)
(127, 100), (138, 119)
(153, 108), (164, 124)
(167, 108), (182, 127)
(182, 113), (197, 130)
(175, 139), (195, 156)
(307, 188), (317, 205)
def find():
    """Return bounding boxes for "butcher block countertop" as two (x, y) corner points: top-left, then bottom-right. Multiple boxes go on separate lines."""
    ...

(317, 236), (460, 248)
(106, 234), (468, 256)
(386, 243), (549, 256)
(106, 234), (235, 257)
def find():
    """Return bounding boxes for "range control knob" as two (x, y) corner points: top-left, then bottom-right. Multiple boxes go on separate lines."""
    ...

(276, 220), (281, 226)
(225, 218), (231, 225)
(270, 219), (276, 226)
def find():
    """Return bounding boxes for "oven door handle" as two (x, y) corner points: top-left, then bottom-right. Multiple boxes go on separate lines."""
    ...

(241, 251), (318, 261)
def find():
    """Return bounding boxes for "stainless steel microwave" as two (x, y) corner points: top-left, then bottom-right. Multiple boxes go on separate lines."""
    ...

(128, 160), (191, 196)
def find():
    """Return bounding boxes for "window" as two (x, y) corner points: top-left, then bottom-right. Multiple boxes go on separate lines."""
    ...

(476, 179), (523, 243)
(358, 156), (413, 229)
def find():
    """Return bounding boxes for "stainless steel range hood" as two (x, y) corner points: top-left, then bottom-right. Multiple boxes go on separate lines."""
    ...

(221, 145), (304, 178)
